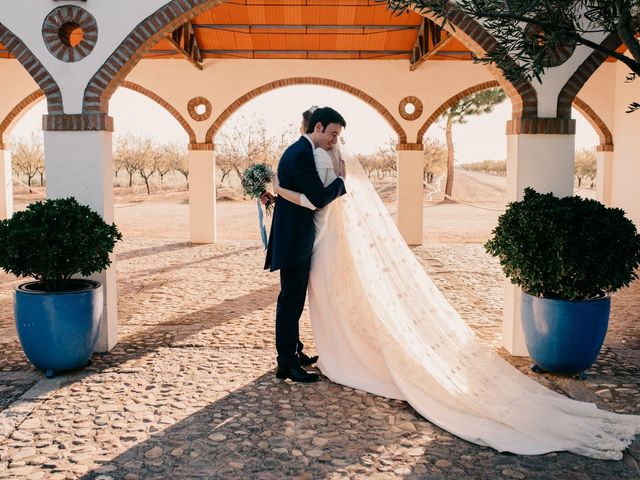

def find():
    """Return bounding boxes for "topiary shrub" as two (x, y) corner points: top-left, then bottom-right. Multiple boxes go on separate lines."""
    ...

(0, 197), (122, 292)
(484, 188), (640, 300)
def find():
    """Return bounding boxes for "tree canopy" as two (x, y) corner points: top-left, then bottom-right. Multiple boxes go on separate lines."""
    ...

(384, 0), (640, 112)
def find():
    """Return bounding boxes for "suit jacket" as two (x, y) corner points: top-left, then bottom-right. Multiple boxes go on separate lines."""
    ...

(264, 136), (346, 271)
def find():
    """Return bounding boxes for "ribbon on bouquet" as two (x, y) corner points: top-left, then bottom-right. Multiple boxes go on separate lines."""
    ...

(256, 199), (268, 250)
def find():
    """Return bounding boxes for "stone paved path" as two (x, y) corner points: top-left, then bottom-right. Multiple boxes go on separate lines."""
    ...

(0, 239), (638, 479)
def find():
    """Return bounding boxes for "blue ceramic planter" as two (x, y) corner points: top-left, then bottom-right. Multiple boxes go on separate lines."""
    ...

(521, 292), (610, 375)
(14, 280), (103, 378)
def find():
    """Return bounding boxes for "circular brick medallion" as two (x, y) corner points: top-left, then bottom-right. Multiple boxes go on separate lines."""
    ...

(188, 97), (212, 121)
(42, 6), (97, 63)
(399, 96), (423, 121)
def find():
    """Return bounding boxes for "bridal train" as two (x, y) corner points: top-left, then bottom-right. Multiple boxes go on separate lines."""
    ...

(307, 154), (640, 460)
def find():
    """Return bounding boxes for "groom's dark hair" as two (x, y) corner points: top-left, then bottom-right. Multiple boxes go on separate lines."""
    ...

(305, 107), (346, 134)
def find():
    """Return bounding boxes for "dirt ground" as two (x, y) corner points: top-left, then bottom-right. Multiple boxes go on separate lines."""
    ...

(12, 169), (536, 244)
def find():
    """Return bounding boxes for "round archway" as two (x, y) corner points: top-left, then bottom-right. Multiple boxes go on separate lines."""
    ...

(205, 77), (407, 144)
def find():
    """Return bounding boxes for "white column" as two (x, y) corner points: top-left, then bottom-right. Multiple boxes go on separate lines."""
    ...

(396, 146), (424, 246)
(596, 148), (614, 206)
(43, 130), (117, 353)
(0, 147), (12, 220)
(188, 146), (217, 243)
(503, 131), (575, 356)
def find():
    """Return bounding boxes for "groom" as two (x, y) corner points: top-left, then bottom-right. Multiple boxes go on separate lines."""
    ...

(264, 107), (347, 382)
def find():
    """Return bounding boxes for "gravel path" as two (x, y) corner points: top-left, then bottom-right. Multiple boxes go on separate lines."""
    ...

(0, 238), (638, 479)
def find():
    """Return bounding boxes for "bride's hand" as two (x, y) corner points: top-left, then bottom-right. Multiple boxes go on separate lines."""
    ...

(339, 158), (347, 179)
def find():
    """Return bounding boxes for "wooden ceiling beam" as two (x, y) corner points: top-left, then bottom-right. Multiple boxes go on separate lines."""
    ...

(166, 21), (203, 70)
(409, 17), (455, 71)
(192, 24), (420, 32)
(199, 49), (411, 57)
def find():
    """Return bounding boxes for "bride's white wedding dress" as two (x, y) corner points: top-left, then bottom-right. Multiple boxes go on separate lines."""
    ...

(304, 148), (640, 460)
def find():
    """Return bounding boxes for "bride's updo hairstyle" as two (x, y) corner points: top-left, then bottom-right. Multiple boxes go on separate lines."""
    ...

(305, 106), (347, 134)
(301, 105), (318, 133)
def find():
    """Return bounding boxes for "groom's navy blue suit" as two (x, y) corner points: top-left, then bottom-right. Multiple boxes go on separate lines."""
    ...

(265, 136), (345, 368)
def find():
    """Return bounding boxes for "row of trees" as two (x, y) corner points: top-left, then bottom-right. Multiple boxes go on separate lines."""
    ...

(8, 133), (190, 194)
(461, 160), (507, 176)
(8, 119), (598, 197)
(113, 133), (188, 194)
(355, 137), (448, 184)
(461, 147), (597, 187)
(216, 117), (294, 185)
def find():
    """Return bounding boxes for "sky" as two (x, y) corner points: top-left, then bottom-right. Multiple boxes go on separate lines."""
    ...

(10, 86), (599, 165)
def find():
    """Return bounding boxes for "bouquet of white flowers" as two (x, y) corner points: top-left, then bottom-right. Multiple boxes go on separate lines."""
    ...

(241, 163), (274, 249)
(242, 163), (274, 210)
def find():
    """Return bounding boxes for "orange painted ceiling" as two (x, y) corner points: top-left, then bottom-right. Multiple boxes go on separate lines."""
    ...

(0, 1), (624, 64)
(150, 0), (472, 61)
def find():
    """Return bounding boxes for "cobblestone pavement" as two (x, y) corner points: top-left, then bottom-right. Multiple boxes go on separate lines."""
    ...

(0, 239), (638, 480)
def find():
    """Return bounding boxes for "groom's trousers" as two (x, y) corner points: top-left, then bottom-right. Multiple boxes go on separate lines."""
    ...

(275, 256), (312, 368)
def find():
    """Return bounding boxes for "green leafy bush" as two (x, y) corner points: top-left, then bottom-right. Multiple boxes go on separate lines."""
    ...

(485, 188), (640, 300)
(0, 197), (122, 292)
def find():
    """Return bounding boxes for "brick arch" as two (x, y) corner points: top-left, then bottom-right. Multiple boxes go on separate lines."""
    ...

(0, 90), (45, 145)
(572, 96), (614, 151)
(416, 83), (614, 149)
(0, 23), (62, 114)
(83, 0), (224, 114)
(416, 81), (500, 143)
(83, 0), (537, 123)
(204, 77), (408, 143)
(120, 81), (196, 144)
(418, 8), (537, 120)
(557, 34), (622, 119)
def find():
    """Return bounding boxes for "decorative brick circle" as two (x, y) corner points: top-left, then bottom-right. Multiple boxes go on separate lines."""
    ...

(188, 96), (212, 121)
(42, 6), (97, 62)
(398, 96), (423, 121)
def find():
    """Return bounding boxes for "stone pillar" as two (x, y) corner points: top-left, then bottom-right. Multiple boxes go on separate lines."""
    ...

(596, 145), (614, 206)
(502, 118), (576, 356)
(0, 143), (12, 220)
(43, 113), (117, 352)
(188, 143), (216, 244)
(396, 143), (424, 246)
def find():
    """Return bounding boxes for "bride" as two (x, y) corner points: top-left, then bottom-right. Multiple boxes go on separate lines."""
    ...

(271, 107), (640, 460)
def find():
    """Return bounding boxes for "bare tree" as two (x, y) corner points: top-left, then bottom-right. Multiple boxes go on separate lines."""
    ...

(575, 147), (597, 188)
(114, 133), (146, 188)
(216, 151), (234, 186)
(11, 133), (44, 190)
(357, 153), (377, 178)
(154, 145), (172, 185)
(165, 142), (188, 186)
(137, 138), (158, 195)
(422, 137), (447, 184)
(216, 115), (295, 187)
(374, 138), (397, 178)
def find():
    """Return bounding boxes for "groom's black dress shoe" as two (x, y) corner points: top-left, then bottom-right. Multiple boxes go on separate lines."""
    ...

(298, 351), (319, 366)
(276, 365), (320, 383)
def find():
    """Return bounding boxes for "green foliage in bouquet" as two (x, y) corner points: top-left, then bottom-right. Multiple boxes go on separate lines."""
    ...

(485, 188), (640, 300)
(242, 163), (275, 213)
(0, 197), (122, 292)
(242, 163), (274, 198)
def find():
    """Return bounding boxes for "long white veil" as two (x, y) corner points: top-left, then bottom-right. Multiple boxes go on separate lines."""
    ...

(324, 153), (640, 460)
